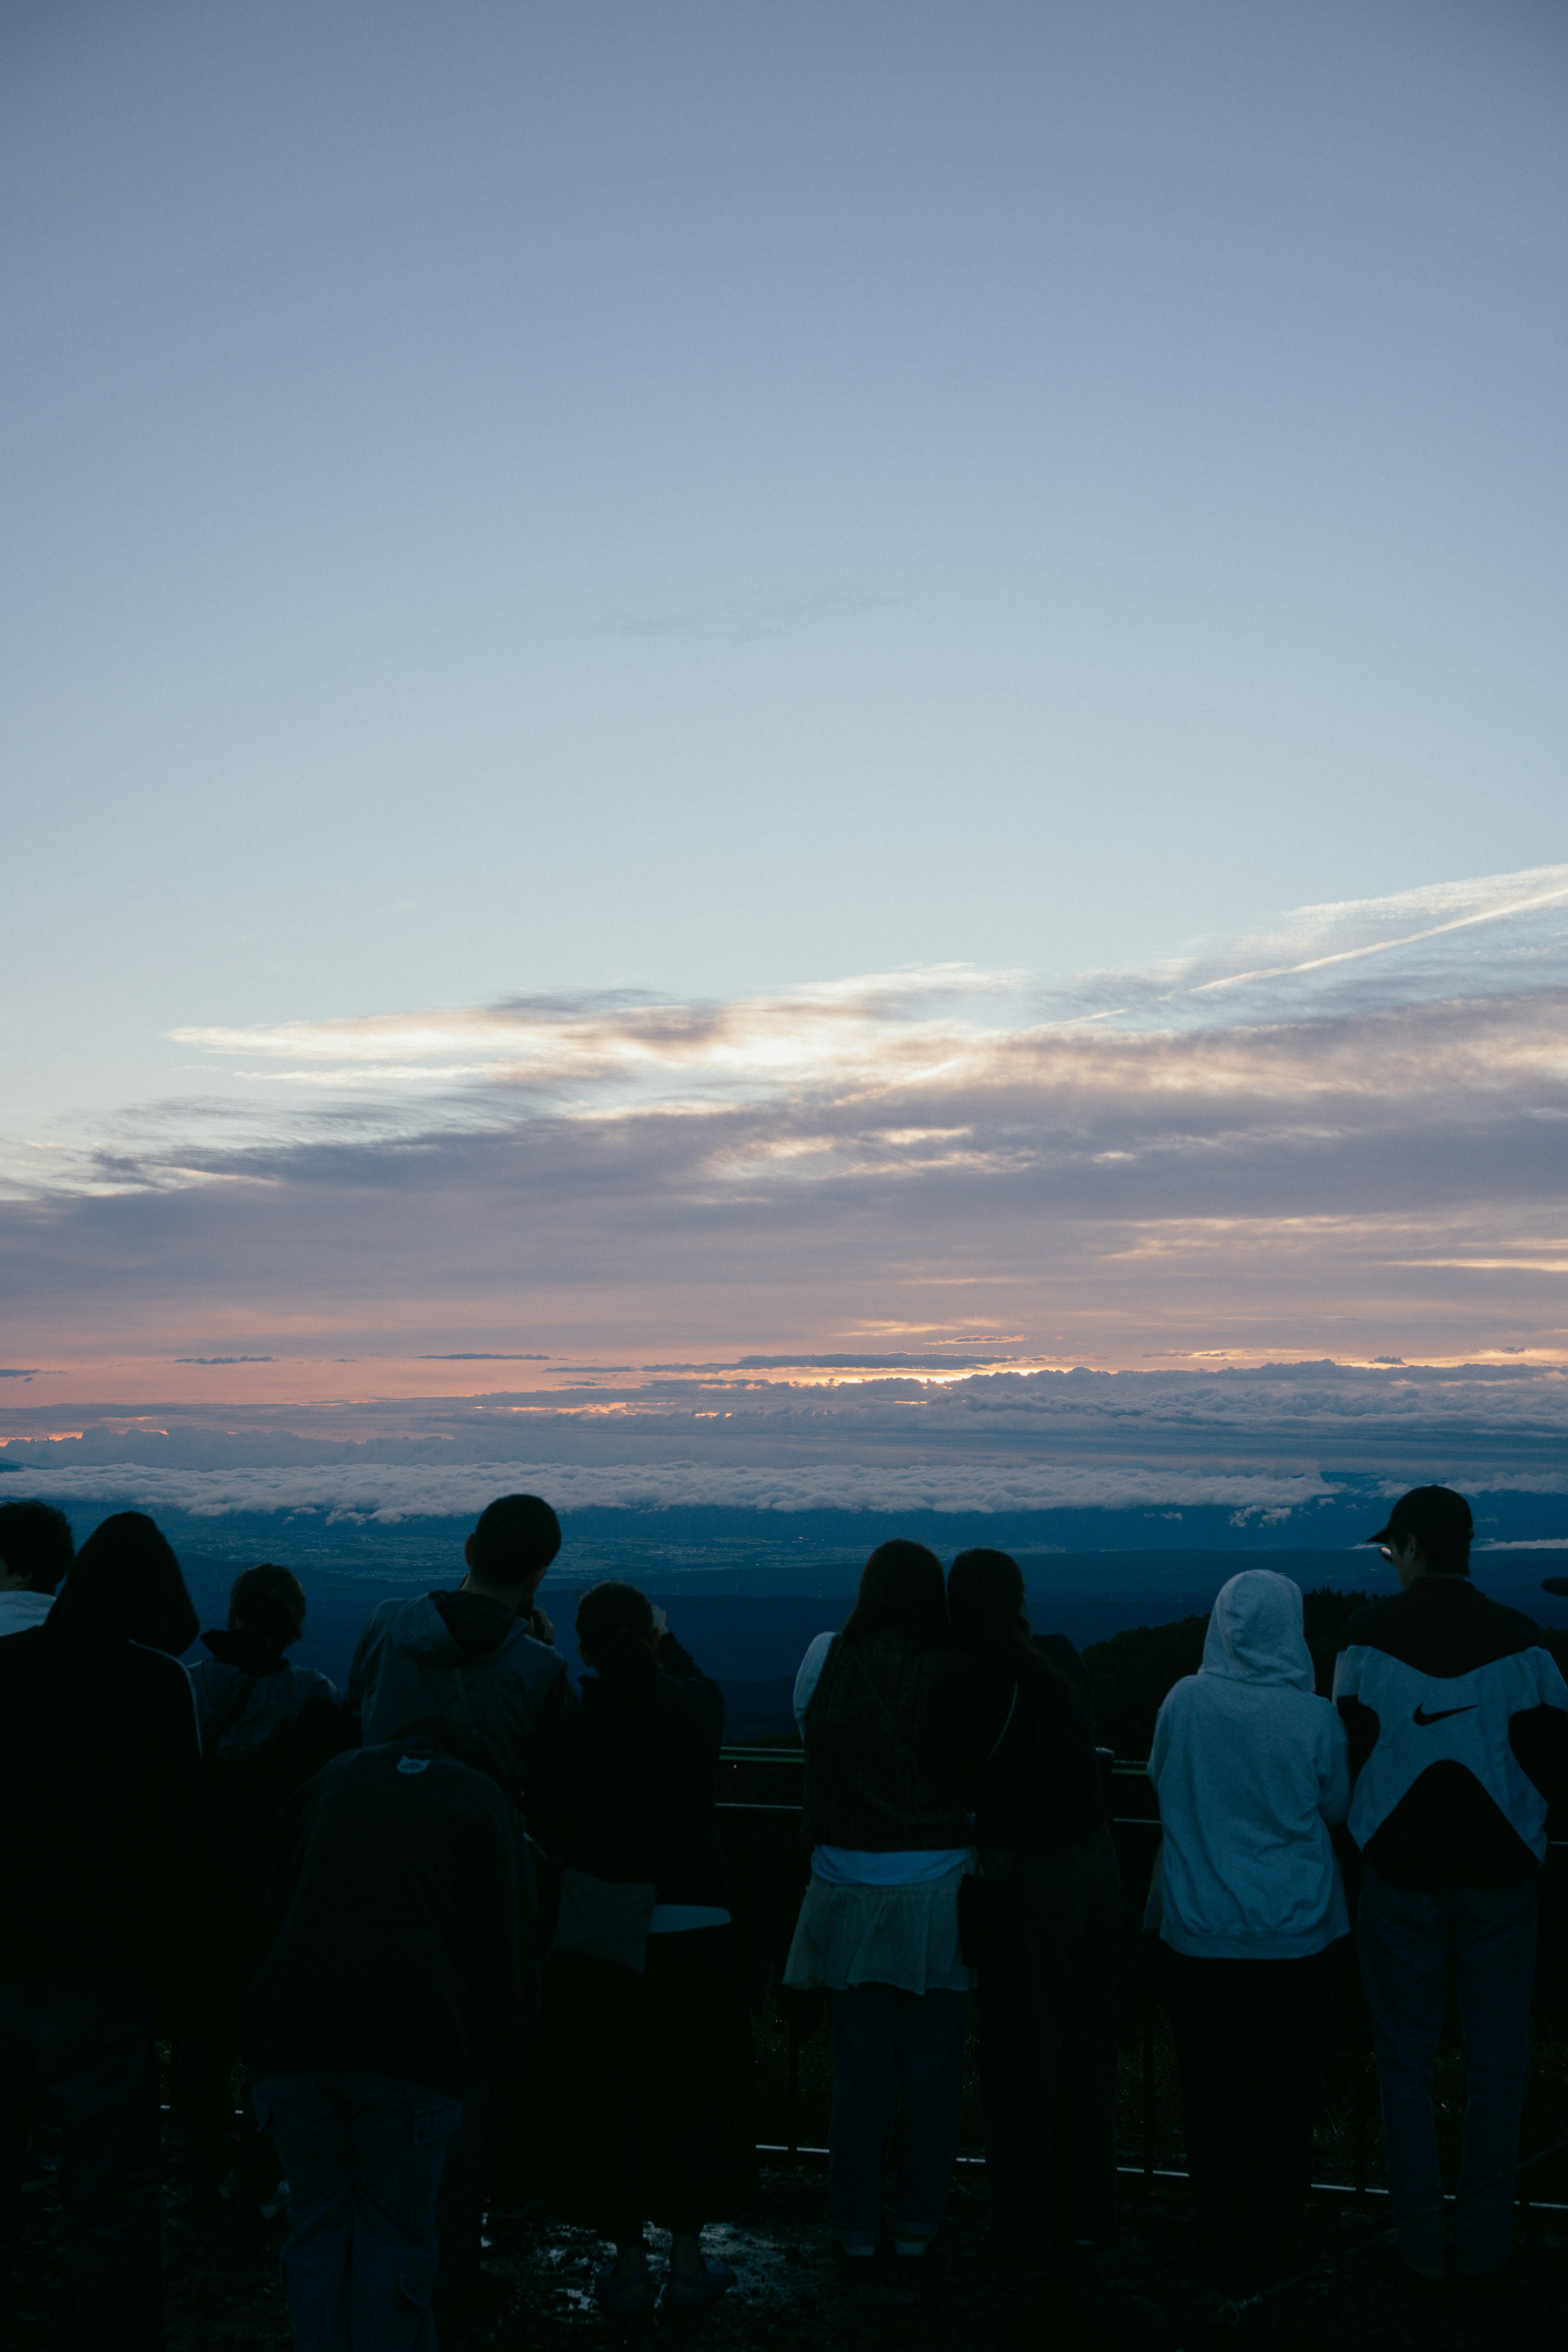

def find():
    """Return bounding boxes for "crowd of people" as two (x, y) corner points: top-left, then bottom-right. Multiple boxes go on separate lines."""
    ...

(0, 1481), (1564, 2351)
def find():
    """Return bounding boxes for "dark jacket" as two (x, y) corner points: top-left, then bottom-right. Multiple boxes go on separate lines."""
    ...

(348, 1588), (569, 1804)
(0, 1621), (207, 2018)
(532, 1636), (728, 1907)
(244, 1742), (529, 2096)
(929, 1634), (1104, 1853)
(801, 1628), (971, 1853)
(1333, 1579), (1568, 1891)
(191, 1626), (344, 1762)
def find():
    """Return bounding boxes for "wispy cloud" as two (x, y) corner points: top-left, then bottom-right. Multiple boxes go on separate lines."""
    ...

(2, 867), (1566, 1393)
(599, 589), (900, 644)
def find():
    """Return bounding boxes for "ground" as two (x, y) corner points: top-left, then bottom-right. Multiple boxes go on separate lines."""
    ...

(9, 2151), (1565, 2352)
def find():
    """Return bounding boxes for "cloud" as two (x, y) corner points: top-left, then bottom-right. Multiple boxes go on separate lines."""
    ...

(2, 866), (1567, 1388)
(599, 590), (901, 644)
(4, 1364), (1567, 1512)
(415, 1353), (552, 1361)
(174, 1356), (276, 1365)
(0, 1369), (41, 1380)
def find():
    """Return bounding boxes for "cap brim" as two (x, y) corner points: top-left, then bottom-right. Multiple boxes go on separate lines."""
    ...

(1365, 1525), (1394, 1545)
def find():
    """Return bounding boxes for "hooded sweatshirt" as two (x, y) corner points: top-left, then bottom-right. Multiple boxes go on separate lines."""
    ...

(348, 1588), (568, 1804)
(1148, 1572), (1351, 1961)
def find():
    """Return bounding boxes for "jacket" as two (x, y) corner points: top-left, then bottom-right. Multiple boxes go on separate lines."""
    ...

(0, 1619), (208, 2015)
(928, 1634), (1105, 1853)
(348, 1588), (568, 1803)
(1332, 1578), (1568, 1890)
(1149, 1571), (1351, 1960)
(190, 1626), (342, 1761)
(244, 1741), (530, 2096)
(532, 1635), (728, 1907)
(800, 1629), (971, 1854)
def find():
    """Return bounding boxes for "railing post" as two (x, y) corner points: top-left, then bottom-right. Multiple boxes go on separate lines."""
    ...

(1142, 1935), (1156, 2181)
(786, 1997), (800, 2159)
(1353, 2052), (1368, 2199)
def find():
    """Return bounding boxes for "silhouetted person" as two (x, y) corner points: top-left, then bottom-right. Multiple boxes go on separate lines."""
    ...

(1336, 1487), (1568, 2282)
(784, 1541), (971, 2259)
(929, 1548), (1118, 2276)
(348, 1493), (568, 1802)
(0, 1512), (206, 2350)
(245, 1726), (528, 2352)
(348, 1495), (565, 2304)
(529, 1582), (755, 2313)
(0, 1499), (74, 1636)
(180, 1566), (355, 2200)
(1149, 1571), (1350, 2285)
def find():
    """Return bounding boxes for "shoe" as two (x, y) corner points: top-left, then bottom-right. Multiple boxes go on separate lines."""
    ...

(894, 2219), (938, 2251)
(663, 2256), (737, 2310)
(594, 2264), (657, 2314)
(833, 2232), (878, 2258)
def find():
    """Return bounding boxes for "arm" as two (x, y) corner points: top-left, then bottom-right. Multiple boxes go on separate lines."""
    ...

(793, 1632), (835, 1733)
(1331, 1645), (1380, 1780)
(1318, 1705), (1352, 1828)
(1510, 1649), (1568, 1811)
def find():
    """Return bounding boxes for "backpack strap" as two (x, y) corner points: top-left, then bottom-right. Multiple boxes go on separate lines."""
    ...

(207, 1671), (259, 1759)
(980, 1682), (1019, 1775)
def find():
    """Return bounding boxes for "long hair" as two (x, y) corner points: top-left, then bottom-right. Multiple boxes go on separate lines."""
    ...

(946, 1548), (1086, 1715)
(229, 1564), (307, 1647)
(49, 1512), (198, 1656)
(840, 1540), (948, 1652)
(575, 1578), (659, 1708)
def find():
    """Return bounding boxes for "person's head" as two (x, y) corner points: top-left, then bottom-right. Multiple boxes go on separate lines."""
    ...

(228, 1563), (307, 1648)
(462, 1492), (561, 1608)
(575, 1579), (659, 1708)
(840, 1539), (948, 1650)
(49, 1512), (198, 1655)
(0, 1500), (74, 1595)
(947, 1546), (1087, 1713)
(1367, 1486), (1474, 1585)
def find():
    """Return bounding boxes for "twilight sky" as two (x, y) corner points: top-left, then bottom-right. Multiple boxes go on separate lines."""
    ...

(3, 3), (1566, 1488)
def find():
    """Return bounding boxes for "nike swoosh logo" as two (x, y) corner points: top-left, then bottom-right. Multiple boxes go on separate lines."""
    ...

(1412, 1703), (1476, 1727)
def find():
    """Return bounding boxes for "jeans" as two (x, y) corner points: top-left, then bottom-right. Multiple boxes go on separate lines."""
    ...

(0, 1969), (163, 2352)
(433, 2076), (492, 2305)
(978, 1827), (1120, 2260)
(1356, 1867), (1537, 2277)
(1161, 1941), (1336, 2273)
(828, 1984), (968, 2241)
(253, 2073), (463, 2352)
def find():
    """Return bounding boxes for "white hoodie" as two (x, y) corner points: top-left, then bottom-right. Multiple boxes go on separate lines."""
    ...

(1148, 1571), (1351, 1961)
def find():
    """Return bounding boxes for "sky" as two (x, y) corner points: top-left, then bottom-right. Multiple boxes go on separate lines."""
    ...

(2, 2), (1566, 1506)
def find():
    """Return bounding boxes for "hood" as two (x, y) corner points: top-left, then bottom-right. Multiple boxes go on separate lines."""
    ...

(49, 1511), (198, 1656)
(390, 1589), (522, 1666)
(202, 1626), (288, 1676)
(1200, 1571), (1314, 1693)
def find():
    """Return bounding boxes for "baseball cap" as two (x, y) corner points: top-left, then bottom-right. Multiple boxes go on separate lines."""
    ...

(1366, 1486), (1474, 1548)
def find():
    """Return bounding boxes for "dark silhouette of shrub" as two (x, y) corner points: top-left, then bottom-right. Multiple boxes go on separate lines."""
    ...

(1082, 1588), (1373, 1760)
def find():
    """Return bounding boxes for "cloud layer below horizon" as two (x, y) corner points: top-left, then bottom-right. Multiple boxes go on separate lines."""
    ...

(2, 866), (1566, 1413)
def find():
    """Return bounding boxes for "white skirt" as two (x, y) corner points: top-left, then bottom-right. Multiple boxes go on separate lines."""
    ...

(782, 1859), (973, 1996)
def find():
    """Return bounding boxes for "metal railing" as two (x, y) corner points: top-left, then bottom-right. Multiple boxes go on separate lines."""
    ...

(714, 1745), (1568, 2211)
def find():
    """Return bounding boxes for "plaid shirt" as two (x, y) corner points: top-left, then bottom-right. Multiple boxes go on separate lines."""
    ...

(801, 1629), (971, 1852)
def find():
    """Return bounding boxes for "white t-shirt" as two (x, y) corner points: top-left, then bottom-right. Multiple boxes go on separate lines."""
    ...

(793, 1630), (971, 1889)
(0, 1589), (55, 1637)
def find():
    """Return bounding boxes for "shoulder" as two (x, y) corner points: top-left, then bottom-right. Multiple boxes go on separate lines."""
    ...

(800, 1630), (837, 1671)
(1340, 1595), (1401, 1648)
